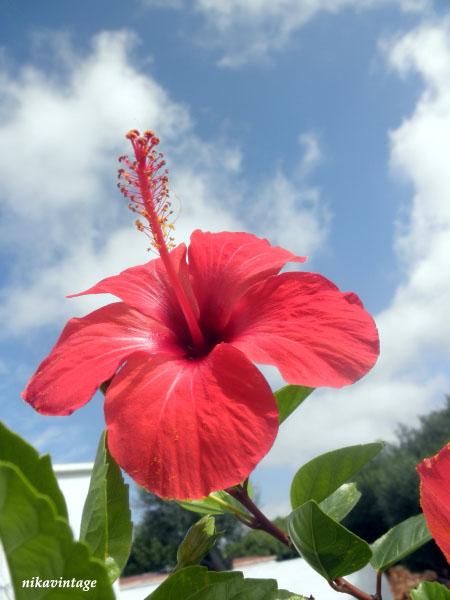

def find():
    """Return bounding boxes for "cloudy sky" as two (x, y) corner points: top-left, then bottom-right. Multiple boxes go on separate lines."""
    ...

(1, 0), (449, 517)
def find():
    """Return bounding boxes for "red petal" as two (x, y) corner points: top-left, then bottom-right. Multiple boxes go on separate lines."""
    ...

(69, 244), (196, 341)
(227, 272), (379, 388)
(418, 444), (450, 564)
(105, 343), (279, 499)
(188, 230), (305, 332)
(22, 303), (181, 416)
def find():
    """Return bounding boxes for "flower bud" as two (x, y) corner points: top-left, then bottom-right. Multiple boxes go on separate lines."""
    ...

(176, 515), (221, 570)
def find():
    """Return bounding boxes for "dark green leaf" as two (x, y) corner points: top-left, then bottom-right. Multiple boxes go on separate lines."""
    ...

(290, 443), (384, 509)
(176, 515), (221, 570)
(288, 500), (372, 581)
(370, 513), (432, 571)
(0, 460), (114, 599)
(146, 565), (305, 600)
(275, 385), (314, 424)
(319, 483), (361, 522)
(79, 430), (132, 581)
(0, 420), (67, 519)
(411, 582), (450, 600)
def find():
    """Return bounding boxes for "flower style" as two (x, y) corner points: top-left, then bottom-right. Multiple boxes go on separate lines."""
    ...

(417, 443), (450, 563)
(23, 130), (379, 499)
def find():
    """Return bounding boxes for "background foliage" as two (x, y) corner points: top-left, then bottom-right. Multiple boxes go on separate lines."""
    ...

(345, 396), (450, 574)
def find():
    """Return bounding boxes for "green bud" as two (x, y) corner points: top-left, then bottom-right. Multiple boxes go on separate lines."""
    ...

(176, 515), (221, 570)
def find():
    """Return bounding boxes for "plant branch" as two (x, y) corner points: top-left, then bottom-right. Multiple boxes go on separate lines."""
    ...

(226, 484), (375, 600)
(330, 578), (374, 600)
(225, 485), (290, 547)
(375, 570), (383, 600)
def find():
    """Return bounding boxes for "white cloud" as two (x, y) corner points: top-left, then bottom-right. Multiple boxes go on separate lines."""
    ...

(0, 30), (328, 336)
(261, 498), (292, 520)
(149, 0), (431, 67)
(263, 18), (450, 469)
(248, 133), (329, 256)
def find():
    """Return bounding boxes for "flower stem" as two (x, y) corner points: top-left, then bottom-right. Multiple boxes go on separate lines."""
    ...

(225, 485), (291, 547)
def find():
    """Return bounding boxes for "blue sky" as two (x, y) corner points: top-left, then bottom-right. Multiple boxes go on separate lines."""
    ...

(1, 0), (450, 517)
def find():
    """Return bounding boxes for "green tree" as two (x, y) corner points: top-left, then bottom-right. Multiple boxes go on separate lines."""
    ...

(344, 396), (450, 574)
(225, 517), (296, 561)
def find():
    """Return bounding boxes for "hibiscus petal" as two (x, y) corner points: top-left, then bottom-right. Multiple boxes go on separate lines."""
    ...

(417, 443), (450, 564)
(22, 303), (181, 416)
(226, 272), (379, 388)
(69, 244), (196, 341)
(188, 230), (305, 332)
(105, 343), (279, 499)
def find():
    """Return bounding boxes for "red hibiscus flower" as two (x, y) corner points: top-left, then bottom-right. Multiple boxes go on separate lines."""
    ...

(417, 443), (450, 563)
(23, 130), (379, 499)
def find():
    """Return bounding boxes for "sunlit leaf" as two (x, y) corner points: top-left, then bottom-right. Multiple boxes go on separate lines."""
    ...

(79, 430), (132, 581)
(319, 482), (361, 522)
(0, 420), (67, 519)
(275, 385), (314, 424)
(371, 513), (432, 571)
(290, 443), (384, 509)
(411, 582), (450, 600)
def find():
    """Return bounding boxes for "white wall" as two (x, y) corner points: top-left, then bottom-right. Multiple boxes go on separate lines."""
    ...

(53, 462), (94, 536)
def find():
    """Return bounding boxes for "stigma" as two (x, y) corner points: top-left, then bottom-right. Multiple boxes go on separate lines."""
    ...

(118, 130), (175, 252)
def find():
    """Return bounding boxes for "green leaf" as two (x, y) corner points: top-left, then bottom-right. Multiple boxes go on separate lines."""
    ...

(275, 592), (307, 600)
(370, 513), (432, 571)
(146, 565), (305, 600)
(178, 484), (253, 521)
(176, 515), (221, 570)
(319, 483), (361, 522)
(288, 500), (372, 581)
(79, 430), (132, 581)
(411, 582), (450, 600)
(0, 460), (114, 599)
(178, 491), (246, 517)
(0, 420), (67, 519)
(188, 578), (275, 600)
(146, 567), (240, 600)
(275, 385), (314, 424)
(290, 442), (384, 509)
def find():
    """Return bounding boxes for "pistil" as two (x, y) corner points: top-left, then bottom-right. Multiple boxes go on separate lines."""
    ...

(118, 130), (206, 350)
